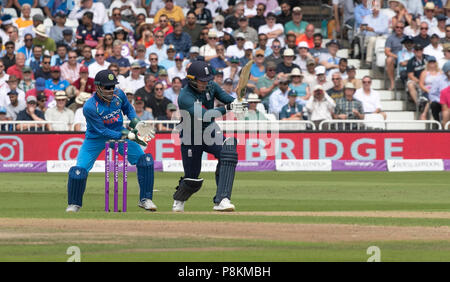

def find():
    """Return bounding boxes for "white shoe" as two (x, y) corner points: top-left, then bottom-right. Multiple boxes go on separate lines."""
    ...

(138, 199), (157, 211)
(65, 204), (81, 212)
(213, 198), (235, 212)
(172, 200), (185, 212)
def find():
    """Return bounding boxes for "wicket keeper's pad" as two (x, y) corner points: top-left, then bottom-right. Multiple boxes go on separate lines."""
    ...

(67, 166), (88, 206)
(215, 137), (238, 203)
(137, 153), (154, 201)
(173, 178), (204, 201)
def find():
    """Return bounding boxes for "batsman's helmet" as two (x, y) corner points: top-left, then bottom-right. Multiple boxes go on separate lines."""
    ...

(94, 70), (119, 87)
(186, 61), (214, 93)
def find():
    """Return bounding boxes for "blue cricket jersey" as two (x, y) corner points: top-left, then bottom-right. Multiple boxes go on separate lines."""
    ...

(83, 89), (136, 140)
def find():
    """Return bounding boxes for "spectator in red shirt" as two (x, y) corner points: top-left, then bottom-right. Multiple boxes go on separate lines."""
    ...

(296, 24), (315, 48)
(73, 66), (96, 94)
(440, 86), (450, 128)
(7, 53), (29, 80)
(153, 14), (174, 37)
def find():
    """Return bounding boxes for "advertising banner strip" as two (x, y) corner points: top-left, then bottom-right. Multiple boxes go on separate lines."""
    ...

(332, 160), (387, 171)
(387, 159), (445, 172)
(0, 161), (47, 172)
(444, 160), (450, 171)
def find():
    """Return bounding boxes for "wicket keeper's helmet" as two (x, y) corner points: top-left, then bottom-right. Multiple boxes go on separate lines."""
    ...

(186, 61), (214, 93)
(94, 70), (119, 87)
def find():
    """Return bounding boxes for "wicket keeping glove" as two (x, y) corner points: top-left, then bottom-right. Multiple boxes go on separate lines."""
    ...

(129, 117), (144, 129)
(121, 129), (148, 146)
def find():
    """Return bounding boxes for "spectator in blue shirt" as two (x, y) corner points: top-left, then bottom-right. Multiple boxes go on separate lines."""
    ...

(354, 0), (372, 30)
(44, 0), (71, 22)
(50, 43), (69, 66)
(279, 90), (304, 120)
(106, 40), (131, 76)
(45, 65), (70, 91)
(18, 33), (34, 61)
(209, 43), (227, 71)
(164, 22), (192, 57)
(103, 7), (133, 35)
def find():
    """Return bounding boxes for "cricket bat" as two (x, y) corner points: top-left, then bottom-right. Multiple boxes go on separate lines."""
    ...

(235, 59), (253, 102)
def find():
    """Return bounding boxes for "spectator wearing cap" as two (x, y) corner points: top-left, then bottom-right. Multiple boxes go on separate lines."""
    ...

(225, 2), (245, 30)
(73, 66), (96, 94)
(157, 69), (171, 88)
(134, 94), (154, 121)
(226, 32), (247, 58)
(199, 30), (219, 61)
(7, 53), (29, 82)
(430, 14), (447, 38)
(354, 76), (386, 119)
(15, 4), (33, 29)
(146, 30), (169, 62)
(76, 11), (104, 49)
(183, 11), (203, 43)
(72, 92), (92, 131)
(188, 0), (212, 27)
(288, 67), (310, 103)
(160, 45), (178, 70)
(18, 66), (35, 94)
(249, 49), (266, 83)
(3, 41), (15, 72)
(155, 0), (186, 26)
(294, 42), (314, 72)
(5, 89), (26, 121)
(360, 6), (390, 67)
(407, 43), (432, 104)
(44, 90), (74, 131)
(222, 78), (237, 99)
(296, 24), (315, 49)
(60, 29), (76, 50)
(60, 50), (83, 84)
(120, 61), (145, 93)
(214, 70), (224, 85)
(45, 66), (70, 91)
(279, 90), (304, 120)
(285, 7), (308, 37)
(164, 77), (182, 107)
(397, 36), (416, 84)
(18, 33), (34, 61)
(68, 0), (108, 26)
(209, 43), (227, 70)
(223, 56), (241, 88)
(269, 76), (292, 116)
(256, 60), (278, 109)
(333, 82), (365, 127)
(233, 16), (258, 45)
(310, 65), (333, 91)
(305, 85), (336, 128)
(276, 48), (300, 77)
(50, 43), (69, 67)
(0, 15), (13, 44)
(385, 21), (406, 90)
(164, 23), (192, 57)
(135, 45), (150, 66)
(168, 53), (187, 81)
(245, 93), (267, 120)
(258, 12), (284, 47)
(424, 33), (444, 60)
(439, 44), (450, 68)
(147, 81), (172, 118)
(326, 72), (345, 102)
(414, 22), (432, 48)
(49, 11), (68, 44)
(240, 41), (255, 66)
(34, 55), (52, 80)
(16, 95), (47, 131)
(421, 2), (438, 29)
(157, 102), (177, 131)
(26, 76), (55, 107)
(418, 56), (442, 120)
(303, 58), (317, 87)
(32, 24), (56, 56)
(319, 40), (341, 73)
(188, 46), (200, 62)
(106, 40), (131, 76)
(88, 49), (110, 79)
(344, 65), (362, 89)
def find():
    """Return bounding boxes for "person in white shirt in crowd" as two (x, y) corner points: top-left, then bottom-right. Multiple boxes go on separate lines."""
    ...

(5, 90), (26, 120)
(360, 6), (390, 67)
(68, 0), (109, 26)
(424, 33), (444, 60)
(109, 0), (138, 19)
(73, 92), (93, 131)
(438, 44), (450, 69)
(168, 53), (187, 81)
(244, 0), (257, 18)
(164, 77), (183, 107)
(328, 58), (349, 81)
(120, 61), (145, 93)
(421, 2), (438, 30)
(430, 14), (447, 38)
(45, 91), (74, 131)
(310, 65), (333, 91)
(404, 14), (420, 37)
(222, 56), (242, 88)
(258, 12), (284, 47)
(303, 58), (317, 87)
(208, 0), (229, 18)
(0, 75), (25, 108)
(418, 56), (442, 120)
(354, 75), (386, 119)
(200, 29), (219, 62)
(226, 32), (246, 58)
(269, 76), (291, 116)
(294, 41), (314, 72)
(305, 85), (336, 129)
(88, 48), (110, 79)
(319, 40), (341, 74)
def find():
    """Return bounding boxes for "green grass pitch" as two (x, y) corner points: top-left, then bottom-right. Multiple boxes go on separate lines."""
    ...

(1, 171), (450, 262)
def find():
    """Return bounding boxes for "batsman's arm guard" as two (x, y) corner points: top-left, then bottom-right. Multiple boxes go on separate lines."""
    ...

(173, 177), (204, 201)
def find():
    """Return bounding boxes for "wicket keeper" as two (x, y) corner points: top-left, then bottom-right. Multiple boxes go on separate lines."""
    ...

(65, 70), (157, 212)
(172, 61), (248, 212)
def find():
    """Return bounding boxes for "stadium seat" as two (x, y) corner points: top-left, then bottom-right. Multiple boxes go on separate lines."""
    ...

(364, 113), (386, 130)
(4, 8), (18, 18)
(30, 8), (44, 17)
(145, 18), (154, 24)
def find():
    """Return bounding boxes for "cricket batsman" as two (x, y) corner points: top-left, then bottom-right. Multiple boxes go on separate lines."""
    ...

(65, 70), (157, 212)
(172, 60), (248, 212)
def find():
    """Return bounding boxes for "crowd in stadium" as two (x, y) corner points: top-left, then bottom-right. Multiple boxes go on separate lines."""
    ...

(0, 0), (449, 131)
